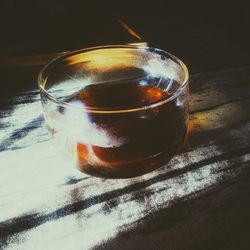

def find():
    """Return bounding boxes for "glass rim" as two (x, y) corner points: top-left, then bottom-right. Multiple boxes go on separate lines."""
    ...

(38, 45), (189, 114)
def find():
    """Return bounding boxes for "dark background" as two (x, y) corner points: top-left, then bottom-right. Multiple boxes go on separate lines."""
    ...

(0, 0), (249, 59)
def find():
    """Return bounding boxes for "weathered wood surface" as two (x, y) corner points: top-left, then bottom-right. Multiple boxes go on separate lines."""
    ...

(1, 64), (250, 249)
(1, 1), (250, 249)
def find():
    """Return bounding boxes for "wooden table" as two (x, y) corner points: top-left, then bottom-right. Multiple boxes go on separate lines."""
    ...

(1, 1), (250, 249)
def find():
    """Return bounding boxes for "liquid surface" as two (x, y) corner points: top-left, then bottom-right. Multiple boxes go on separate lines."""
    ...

(68, 79), (169, 110)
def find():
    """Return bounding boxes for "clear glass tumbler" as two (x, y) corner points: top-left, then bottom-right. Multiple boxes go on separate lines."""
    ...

(38, 45), (189, 178)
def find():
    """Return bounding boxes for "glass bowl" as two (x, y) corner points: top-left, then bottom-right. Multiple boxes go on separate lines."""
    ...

(38, 45), (189, 178)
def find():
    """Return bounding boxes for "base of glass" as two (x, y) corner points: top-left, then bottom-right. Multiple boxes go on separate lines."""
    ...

(77, 130), (188, 179)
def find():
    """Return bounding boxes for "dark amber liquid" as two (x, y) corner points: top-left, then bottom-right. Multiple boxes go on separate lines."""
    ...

(65, 80), (188, 178)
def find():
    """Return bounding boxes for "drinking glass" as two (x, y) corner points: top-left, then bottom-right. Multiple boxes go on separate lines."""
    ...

(38, 45), (189, 178)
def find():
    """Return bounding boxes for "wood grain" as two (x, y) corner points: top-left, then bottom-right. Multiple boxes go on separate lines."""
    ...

(0, 63), (250, 249)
